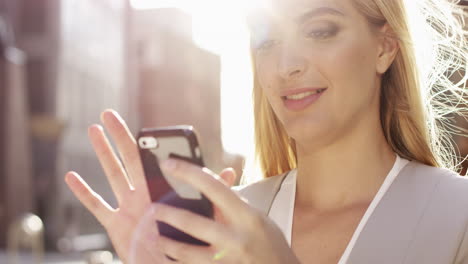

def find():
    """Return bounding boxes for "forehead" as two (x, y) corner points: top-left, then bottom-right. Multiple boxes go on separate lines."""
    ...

(271, 0), (342, 13)
(249, 0), (353, 23)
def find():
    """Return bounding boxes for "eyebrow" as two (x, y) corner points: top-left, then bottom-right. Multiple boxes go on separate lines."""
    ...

(296, 7), (346, 24)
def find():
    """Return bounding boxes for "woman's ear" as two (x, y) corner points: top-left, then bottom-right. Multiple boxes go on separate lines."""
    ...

(376, 23), (399, 74)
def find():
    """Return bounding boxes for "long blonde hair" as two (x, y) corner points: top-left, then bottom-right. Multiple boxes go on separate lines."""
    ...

(251, 0), (468, 178)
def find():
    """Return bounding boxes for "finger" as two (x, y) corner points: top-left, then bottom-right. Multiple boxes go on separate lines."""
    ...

(160, 159), (251, 223)
(101, 110), (146, 191)
(64, 171), (114, 226)
(219, 168), (237, 187)
(89, 124), (131, 204)
(211, 168), (236, 224)
(156, 235), (214, 264)
(152, 203), (233, 248)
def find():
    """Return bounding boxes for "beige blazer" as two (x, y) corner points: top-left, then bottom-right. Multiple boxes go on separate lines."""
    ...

(235, 161), (468, 263)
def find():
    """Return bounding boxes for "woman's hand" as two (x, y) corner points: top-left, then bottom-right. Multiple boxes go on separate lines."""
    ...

(64, 110), (240, 263)
(147, 158), (300, 264)
(64, 110), (161, 263)
(64, 109), (299, 263)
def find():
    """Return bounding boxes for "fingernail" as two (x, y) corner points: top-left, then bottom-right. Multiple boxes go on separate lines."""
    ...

(100, 111), (108, 123)
(65, 172), (81, 185)
(111, 110), (124, 123)
(161, 159), (177, 171)
(100, 108), (115, 119)
(88, 124), (101, 131)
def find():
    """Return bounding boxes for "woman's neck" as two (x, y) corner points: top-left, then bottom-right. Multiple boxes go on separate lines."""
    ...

(294, 125), (395, 212)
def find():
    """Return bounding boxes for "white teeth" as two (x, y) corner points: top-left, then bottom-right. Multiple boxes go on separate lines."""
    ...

(285, 90), (322, 100)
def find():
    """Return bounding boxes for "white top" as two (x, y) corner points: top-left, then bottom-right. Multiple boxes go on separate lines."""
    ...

(268, 155), (410, 264)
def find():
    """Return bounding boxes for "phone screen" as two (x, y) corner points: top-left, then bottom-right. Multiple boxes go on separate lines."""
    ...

(137, 126), (212, 246)
(139, 136), (201, 201)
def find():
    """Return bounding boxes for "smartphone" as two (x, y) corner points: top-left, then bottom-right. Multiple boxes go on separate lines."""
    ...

(137, 126), (213, 246)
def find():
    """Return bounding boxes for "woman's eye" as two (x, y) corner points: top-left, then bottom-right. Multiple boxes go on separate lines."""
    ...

(307, 27), (338, 39)
(255, 39), (278, 51)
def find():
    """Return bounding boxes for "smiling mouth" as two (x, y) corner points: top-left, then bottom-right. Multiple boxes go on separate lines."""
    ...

(281, 88), (327, 100)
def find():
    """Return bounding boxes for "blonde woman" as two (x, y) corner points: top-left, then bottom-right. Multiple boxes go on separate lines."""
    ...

(65, 0), (468, 263)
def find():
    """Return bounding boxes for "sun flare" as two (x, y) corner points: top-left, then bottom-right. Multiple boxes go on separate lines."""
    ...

(130, 0), (262, 181)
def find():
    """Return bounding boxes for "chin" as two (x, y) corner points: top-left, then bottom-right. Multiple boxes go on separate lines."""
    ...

(283, 118), (334, 149)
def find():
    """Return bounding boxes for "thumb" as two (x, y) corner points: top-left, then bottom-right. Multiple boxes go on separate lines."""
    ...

(219, 168), (237, 187)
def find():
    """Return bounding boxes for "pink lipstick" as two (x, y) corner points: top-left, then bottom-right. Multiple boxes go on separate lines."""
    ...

(281, 88), (327, 111)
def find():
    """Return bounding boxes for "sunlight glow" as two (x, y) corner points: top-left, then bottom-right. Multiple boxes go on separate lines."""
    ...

(130, 0), (262, 181)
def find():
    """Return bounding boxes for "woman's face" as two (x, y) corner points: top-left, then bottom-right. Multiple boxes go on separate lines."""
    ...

(252, 0), (389, 149)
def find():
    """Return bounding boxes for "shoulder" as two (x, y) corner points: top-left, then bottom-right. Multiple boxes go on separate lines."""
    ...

(406, 161), (468, 216)
(407, 161), (468, 261)
(408, 161), (468, 201)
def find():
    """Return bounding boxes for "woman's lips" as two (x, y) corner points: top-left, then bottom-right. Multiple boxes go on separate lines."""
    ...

(282, 88), (327, 111)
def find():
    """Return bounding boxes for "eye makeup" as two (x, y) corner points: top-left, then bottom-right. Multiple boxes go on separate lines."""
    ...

(304, 22), (340, 40)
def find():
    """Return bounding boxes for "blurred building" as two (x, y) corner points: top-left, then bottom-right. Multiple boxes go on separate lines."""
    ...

(0, 17), (33, 249)
(53, 0), (126, 252)
(0, 0), (60, 249)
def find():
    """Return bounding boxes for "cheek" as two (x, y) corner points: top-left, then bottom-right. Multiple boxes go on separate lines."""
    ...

(319, 33), (379, 107)
(329, 39), (375, 84)
(255, 58), (276, 97)
(255, 57), (288, 122)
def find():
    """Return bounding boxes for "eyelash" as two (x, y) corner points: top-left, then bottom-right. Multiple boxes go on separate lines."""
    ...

(254, 25), (339, 51)
(306, 26), (339, 39)
(255, 39), (279, 51)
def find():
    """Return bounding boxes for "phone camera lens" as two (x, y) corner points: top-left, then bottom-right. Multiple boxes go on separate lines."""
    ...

(139, 137), (158, 149)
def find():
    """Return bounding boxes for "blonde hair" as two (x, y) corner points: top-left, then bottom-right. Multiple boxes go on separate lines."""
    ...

(251, 0), (468, 178)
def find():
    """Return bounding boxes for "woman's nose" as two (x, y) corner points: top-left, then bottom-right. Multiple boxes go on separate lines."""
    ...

(277, 51), (307, 81)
